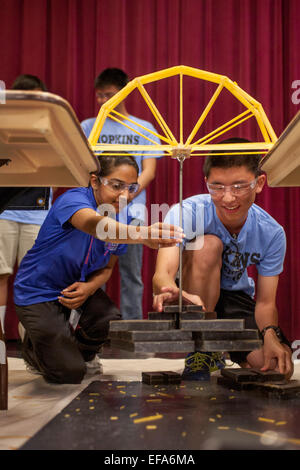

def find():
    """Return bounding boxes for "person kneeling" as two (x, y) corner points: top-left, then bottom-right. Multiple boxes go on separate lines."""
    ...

(14, 154), (184, 384)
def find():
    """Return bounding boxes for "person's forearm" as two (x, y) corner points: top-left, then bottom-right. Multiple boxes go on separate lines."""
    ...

(133, 169), (155, 198)
(152, 271), (177, 294)
(255, 303), (278, 331)
(95, 217), (149, 244)
(86, 267), (113, 294)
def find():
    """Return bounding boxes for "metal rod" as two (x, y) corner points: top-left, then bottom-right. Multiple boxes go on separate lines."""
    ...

(177, 155), (185, 327)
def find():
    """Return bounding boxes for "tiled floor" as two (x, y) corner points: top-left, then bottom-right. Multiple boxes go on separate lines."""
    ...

(1, 341), (300, 450)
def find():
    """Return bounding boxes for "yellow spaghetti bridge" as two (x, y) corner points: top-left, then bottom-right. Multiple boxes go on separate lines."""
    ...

(88, 65), (277, 159)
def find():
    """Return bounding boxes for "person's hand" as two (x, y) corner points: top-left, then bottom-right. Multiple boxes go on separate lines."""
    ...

(261, 330), (294, 379)
(153, 286), (204, 312)
(58, 282), (93, 310)
(140, 223), (185, 249)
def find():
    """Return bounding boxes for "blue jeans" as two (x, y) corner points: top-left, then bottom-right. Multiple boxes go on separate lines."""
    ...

(118, 243), (144, 319)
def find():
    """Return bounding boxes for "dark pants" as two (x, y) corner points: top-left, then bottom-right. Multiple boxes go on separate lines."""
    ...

(15, 288), (121, 384)
(215, 289), (290, 365)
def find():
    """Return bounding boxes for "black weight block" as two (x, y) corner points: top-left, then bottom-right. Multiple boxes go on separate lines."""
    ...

(249, 369), (285, 382)
(148, 311), (217, 321)
(221, 368), (260, 383)
(109, 329), (192, 342)
(163, 305), (203, 313)
(180, 319), (245, 331)
(148, 312), (180, 321)
(110, 339), (195, 353)
(148, 311), (205, 321)
(256, 380), (300, 399)
(217, 376), (255, 391)
(193, 339), (262, 351)
(192, 330), (259, 341)
(109, 320), (175, 331)
(161, 371), (182, 384)
(142, 372), (165, 385)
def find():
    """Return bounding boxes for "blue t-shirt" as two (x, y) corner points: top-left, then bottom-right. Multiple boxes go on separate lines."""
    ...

(81, 115), (161, 223)
(164, 194), (286, 298)
(14, 186), (129, 306)
(0, 188), (53, 225)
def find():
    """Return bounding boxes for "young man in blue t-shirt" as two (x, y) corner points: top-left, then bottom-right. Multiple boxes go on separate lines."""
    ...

(81, 68), (161, 320)
(153, 139), (293, 380)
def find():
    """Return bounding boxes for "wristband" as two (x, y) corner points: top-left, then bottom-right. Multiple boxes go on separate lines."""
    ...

(260, 325), (283, 343)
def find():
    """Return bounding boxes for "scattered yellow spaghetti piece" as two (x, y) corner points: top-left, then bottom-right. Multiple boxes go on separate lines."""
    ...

(75, 408), (80, 412)
(209, 418), (216, 422)
(89, 399), (94, 403)
(110, 416), (119, 421)
(179, 385), (186, 388)
(157, 392), (174, 398)
(146, 399), (162, 402)
(216, 414), (222, 419)
(177, 416), (183, 420)
(89, 393), (100, 396)
(229, 396), (235, 399)
(117, 385), (126, 388)
(119, 390), (126, 394)
(120, 405), (125, 410)
(258, 417), (275, 423)
(64, 414), (70, 418)
(89, 406), (95, 410)
(130, 413), (138, 418)
(276, 421), (287, 426)
(131, 394), (137, 397)
(133, 414), (163, 424)
(210, 397), (216, 400)
(218, 426), (230, 430)
(182, 431), (187, 437)
(146, 425), (157, 430)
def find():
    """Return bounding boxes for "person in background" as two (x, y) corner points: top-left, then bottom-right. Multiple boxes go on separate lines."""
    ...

(0, 74), (54, 334)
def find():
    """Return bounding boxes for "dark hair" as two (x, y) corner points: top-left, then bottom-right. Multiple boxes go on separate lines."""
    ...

(203, 137), (262, 178)
(94, 68), (129, 90)
(11, 74), (47, 91)
(94, 152), (139, 178)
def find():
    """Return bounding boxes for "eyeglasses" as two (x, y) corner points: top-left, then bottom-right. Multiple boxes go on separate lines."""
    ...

(99, 177), (140, 194)
(96, 91), (116, 100)
(206, 178), (257, 197)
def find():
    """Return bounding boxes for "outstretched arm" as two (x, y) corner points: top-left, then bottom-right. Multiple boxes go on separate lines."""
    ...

(69, 208), (184, 249)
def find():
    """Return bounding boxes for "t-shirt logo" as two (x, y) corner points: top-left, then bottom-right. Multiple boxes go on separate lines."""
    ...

(104, 242), (118, 254)
(222, 244), (261, 282)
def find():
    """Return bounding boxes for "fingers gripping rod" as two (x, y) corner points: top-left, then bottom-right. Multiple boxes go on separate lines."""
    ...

(171, 146), (191, 327)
